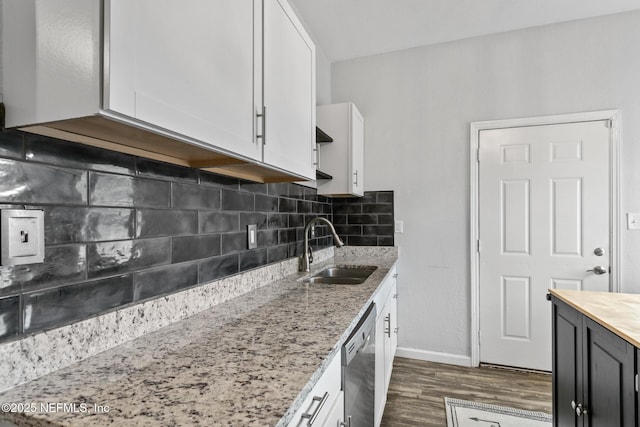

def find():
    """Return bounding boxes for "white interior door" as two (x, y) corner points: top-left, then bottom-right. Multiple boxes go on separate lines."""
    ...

(479, 120), (610, 371)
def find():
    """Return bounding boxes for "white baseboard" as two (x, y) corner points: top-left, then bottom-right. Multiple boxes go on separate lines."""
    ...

(395, 347), (473, 367)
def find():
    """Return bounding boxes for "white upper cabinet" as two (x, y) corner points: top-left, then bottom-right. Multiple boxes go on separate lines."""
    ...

(1, 0), (102, 126)
(263, 0), (316, 180)
(106, 0), (262, 161)
(317, 103), (365, 197)
(1, 0), (315, 183)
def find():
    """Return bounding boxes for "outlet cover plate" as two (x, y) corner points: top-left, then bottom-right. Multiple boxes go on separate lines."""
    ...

(247, 224), (257, 249)
(1, 209), (45, 266)
(628, 213), (640, 230)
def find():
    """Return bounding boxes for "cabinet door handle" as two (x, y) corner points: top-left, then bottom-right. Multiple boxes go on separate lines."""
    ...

(340, 416), (351, 427)
(301, 392), (329, 426)
(385, 314), (392, 337)
(571, 400), (588, 417)
(353, 170), (358, 186)
(257, 106), (267, 145)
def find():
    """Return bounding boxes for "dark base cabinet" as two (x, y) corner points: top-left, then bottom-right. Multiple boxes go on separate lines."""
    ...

(552, 297), (636, 427)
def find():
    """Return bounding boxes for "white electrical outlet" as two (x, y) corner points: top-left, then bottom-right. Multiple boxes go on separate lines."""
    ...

(1, 209), (45, 266)
(394, 220), (404, 233)
(247, 224), (257, 249)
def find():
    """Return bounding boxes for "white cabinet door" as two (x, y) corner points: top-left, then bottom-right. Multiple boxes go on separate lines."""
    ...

(351, 107), (365, 196)
(106, 0), (262, 161)
(384, 282), (398, 390)
(263, 0), (316, 180)
(321, 390), (344, 427)
(288, 353), (341, 427)
(374, 304), (387, 427)
(374, 269), (398, 426)
(317, 103), (365, 197)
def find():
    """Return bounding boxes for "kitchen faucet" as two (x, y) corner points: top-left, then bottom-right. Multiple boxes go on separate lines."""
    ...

(299, 217), (344, 272)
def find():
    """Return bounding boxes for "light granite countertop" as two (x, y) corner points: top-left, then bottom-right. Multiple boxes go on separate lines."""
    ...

(0, 250), (398, 427)
(549, 288), (640, 348)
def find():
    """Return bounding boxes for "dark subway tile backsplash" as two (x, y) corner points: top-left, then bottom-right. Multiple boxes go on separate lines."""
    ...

(332, 191), (395, 247)
(88, 238), (171, 279)
(221, 232), (247, 254)
(137, 159), (198, 183)
(25, 134), (136, 175)
(255, 194), (278, 212)
(23, 275), (134, 334)
(0, 159), (87, 205)
(198, 254), (239, 282)
(172, 182), (221, 210)
(172, 235), (221, 263)
(90, 172), (170, 208)
(42, 206), (135, 245)
(0, 131), (392, 343)
(0, 244), (87, 297)
(222, 189), (254, 211)
(199, 211), (240, 234)
(0, 296), (20, 340)
(136, 209), (198, 238)
(0, 131), (24, 159)
(133, 263), (198, 302)
(239, 248), (268, 271)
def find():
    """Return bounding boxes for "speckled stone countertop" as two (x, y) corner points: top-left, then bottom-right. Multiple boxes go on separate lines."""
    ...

(550, 289), (640, 348)
(0, 250), (397, 426)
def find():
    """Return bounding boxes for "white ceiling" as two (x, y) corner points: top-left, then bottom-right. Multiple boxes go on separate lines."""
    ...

(288, 0), (640, 62)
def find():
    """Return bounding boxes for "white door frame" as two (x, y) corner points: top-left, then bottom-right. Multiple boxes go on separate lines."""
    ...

(470, 110), (621, 368)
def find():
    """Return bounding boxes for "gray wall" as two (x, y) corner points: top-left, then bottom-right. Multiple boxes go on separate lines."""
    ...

(332, 10), (640, 360)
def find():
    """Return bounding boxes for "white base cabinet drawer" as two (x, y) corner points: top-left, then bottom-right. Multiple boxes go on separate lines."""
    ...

(288, 352), (341, 427)
(321, 390), (345, 427)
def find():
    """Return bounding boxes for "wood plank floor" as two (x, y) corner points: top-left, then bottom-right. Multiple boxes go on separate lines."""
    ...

(380, 357), (552, 426)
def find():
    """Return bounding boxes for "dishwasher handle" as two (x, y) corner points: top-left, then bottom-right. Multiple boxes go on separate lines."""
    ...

(357, 332), (372, 353)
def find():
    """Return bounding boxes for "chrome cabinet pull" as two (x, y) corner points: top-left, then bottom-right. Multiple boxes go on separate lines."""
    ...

(301, 392), (329, 426)
(340, 416), (352, 427)
(257, 106), (266, 144)
(385, 314), (391, 337)
(353, 170), (358, 186)
(393, 273), (398, 279)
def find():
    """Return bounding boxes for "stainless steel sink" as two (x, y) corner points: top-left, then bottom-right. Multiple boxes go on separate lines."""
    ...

(302, 266), (377, 285)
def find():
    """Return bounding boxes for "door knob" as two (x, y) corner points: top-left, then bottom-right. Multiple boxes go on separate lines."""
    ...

(594, 247), (605, 256)
(587, 266), (607, 275)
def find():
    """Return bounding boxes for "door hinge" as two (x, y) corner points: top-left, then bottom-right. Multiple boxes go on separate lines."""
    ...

(605, 119), (613, 128)
(477, 148), (480, 162)
(477, 240), (481, 253)
(635, 374), (638, 392)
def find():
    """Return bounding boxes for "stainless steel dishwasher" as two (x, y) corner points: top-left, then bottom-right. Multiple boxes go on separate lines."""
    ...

(342, 303), (376, 427)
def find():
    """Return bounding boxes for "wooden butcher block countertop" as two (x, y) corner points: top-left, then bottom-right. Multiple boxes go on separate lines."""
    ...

(550, 289), (640, 348)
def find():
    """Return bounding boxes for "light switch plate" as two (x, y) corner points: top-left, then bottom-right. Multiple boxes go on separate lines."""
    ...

(247, 224), (257, 249)
(627, 213), (640, 230)
(394, 220), (404, 233)
(1, 209), (45, 266)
